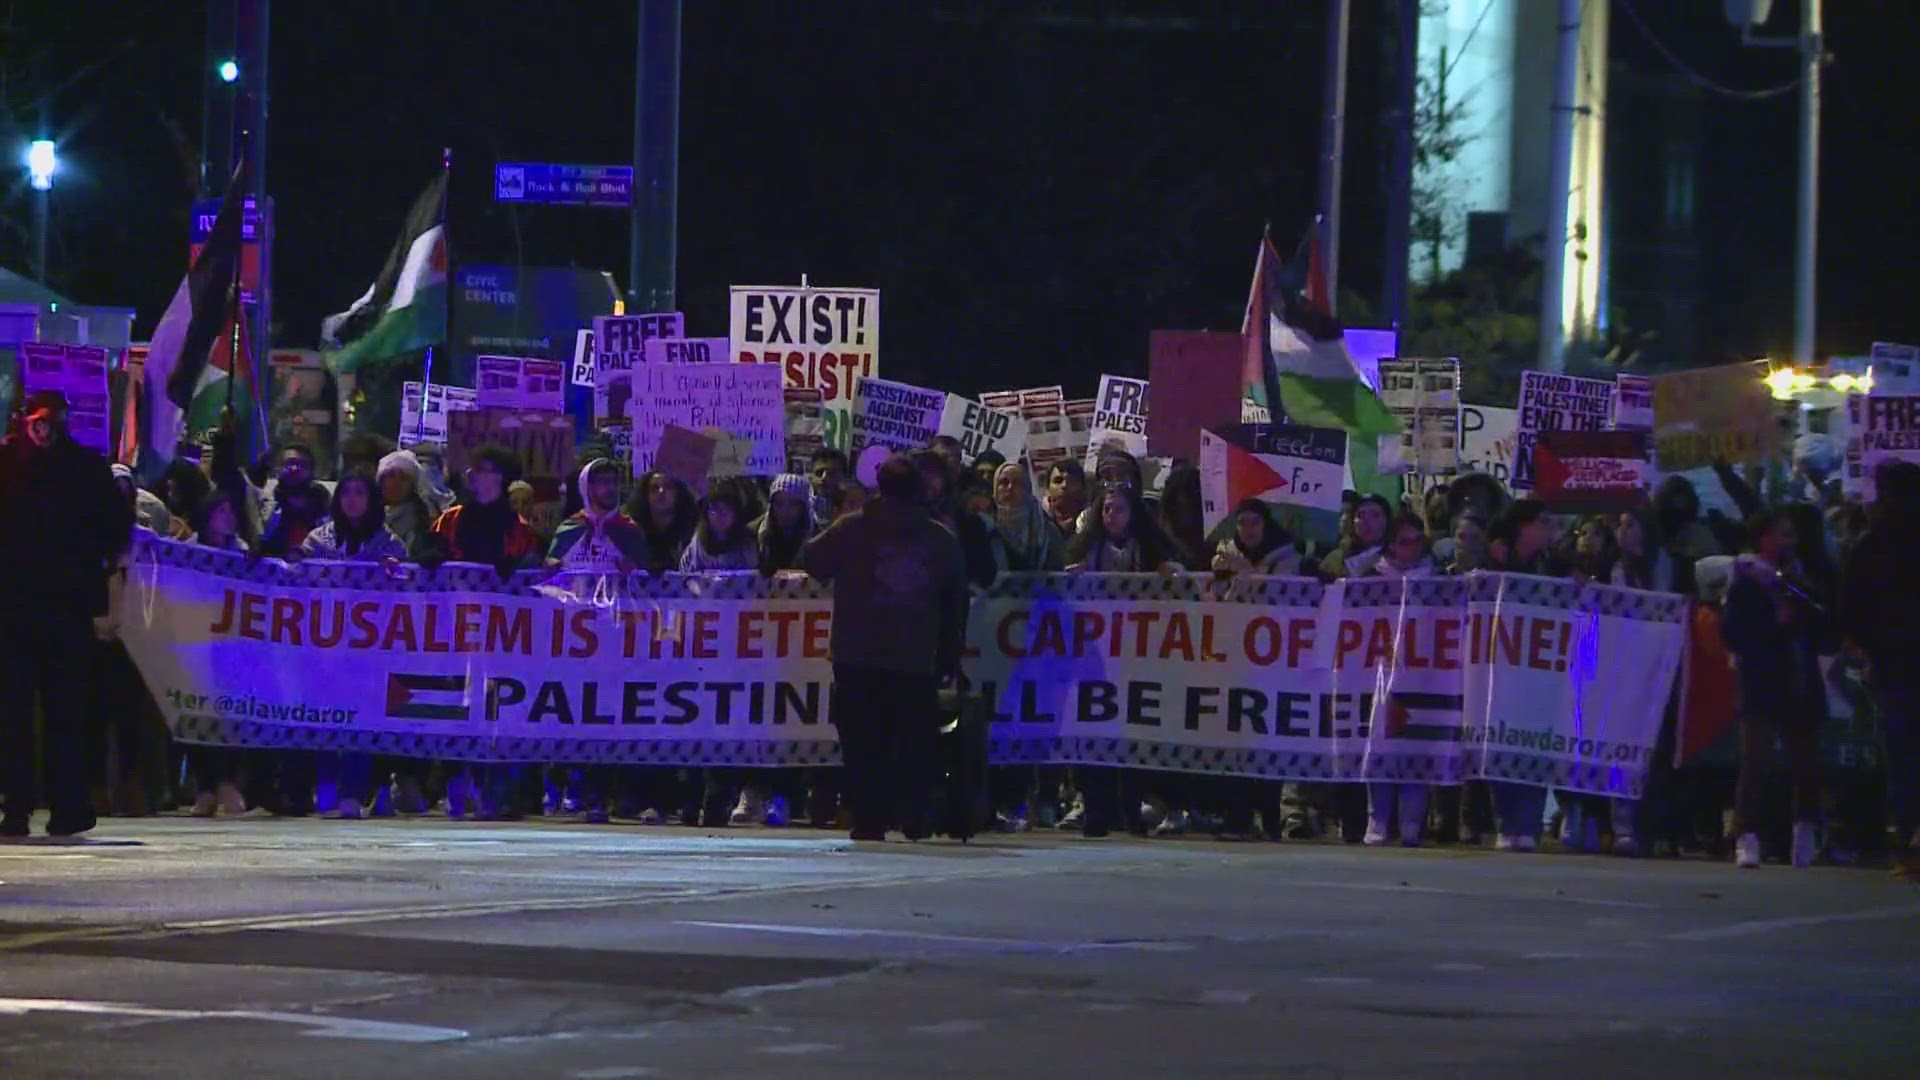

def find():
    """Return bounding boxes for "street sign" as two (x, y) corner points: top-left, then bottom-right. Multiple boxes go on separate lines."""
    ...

(494, 163), (634, 208)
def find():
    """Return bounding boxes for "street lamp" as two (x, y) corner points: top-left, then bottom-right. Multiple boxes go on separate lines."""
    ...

(218, 58), (239, 84)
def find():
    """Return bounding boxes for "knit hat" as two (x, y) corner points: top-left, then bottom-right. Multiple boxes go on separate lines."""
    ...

(768, 473), (811, 503)
(376, 449), (423, 482)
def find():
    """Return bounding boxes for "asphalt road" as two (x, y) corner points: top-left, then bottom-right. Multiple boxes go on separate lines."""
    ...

(0, 817), (1916, 1078)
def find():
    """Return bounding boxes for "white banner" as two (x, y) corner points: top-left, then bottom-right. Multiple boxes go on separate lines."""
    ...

(399, 381), (478, 448)
(849, 376), (946, 458)
(730, 285), (879, 455)
(120, 537), (1684, 795)
(938, 397), (1025, 464)
(1085, 376), (1149, 468)
(1514, 371), (1611, 490)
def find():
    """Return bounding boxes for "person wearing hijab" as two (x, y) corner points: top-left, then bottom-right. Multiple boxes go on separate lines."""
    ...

(991, 462), (1063, 572)
(625, 470), (697, 574)
(1213, 499), (1301, 575)
(680, 481), (761, 572)
(757, 473), (817, 575)
(429, 445), (541, 571)
(548, 458), (648, 572)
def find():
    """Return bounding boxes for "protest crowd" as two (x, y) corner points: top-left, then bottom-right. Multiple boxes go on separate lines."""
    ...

(3, 375), (1919, 880)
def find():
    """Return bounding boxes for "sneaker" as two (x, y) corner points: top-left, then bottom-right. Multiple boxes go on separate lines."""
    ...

(1363, 813), (1390, 847)
(764, 797), (789, 828)
(191, 792), (218, 818)
(729, 790), (763, 827)
(1153, 810), (1190, 837)
(1791, 822), (1818, 869)
(216, 782), (247, 817)
(1495, 833), (1517, 851)
(1735, 832), (1762, 869)
(637, 808), (664, 826)
(1612, 835), (1641, 858)
(1057, 801), (1086, 830)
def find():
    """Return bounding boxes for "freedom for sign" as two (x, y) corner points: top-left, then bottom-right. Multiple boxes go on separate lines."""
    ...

(730, 285), (879, 454)
(121, 538), (1683, 796)
(850, 376), (946, 456)
(1513, 371), (1611, 490)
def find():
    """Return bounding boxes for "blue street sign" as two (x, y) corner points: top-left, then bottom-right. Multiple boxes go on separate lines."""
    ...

(494, 163), (634, 208)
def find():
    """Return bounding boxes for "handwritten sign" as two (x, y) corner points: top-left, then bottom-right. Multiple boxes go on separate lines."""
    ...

(641, 336), (725, 365)
(632, 362), (785, 476)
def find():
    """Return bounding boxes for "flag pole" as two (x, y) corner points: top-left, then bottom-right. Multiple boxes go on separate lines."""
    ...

(418, 147), (451, 447)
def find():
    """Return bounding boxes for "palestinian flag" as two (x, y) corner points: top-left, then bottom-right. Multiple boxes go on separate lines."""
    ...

(143, 162), (247, 462)
(323, 172), (448, 374)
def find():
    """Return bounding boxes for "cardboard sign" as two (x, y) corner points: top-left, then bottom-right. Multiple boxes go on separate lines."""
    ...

(1146, 330), (1243, 462)
(784, 387), (826, 474)
(1085, 375), (1148, 468)
(593, 313), (685, 421)
(446, 408), (577, 480)
(476, 354), (565, 413)
(849, 375), (946, 457)
(939, 397), (1025, 465)
(1534, 430), (1651, 513)
(730, 285), (879, 453)
(1378, 358), (1460, 475)
(1513, 371), (1612, 490)
(1011, 386), (1067, 473)
(654, 424), (716, 496)
(631, 362), (785, 477)
(1612, 373), (1654, 431)
(1199, 423), (1347, 533)
(399, 381), (479, 448)
(641, 336), (726, 365)
(1652, 361), (1777, 472)
(20, 342), (111, 454)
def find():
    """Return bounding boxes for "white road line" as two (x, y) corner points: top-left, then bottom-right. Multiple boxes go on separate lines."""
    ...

(0, 997), (466, 1043)
(678, 920), (1192, 953)
(1282, 878), (1661, 910)
(1666, 904), (1920, 942)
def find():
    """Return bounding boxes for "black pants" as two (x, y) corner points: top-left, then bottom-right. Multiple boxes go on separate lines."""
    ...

(0, 616), (98, 827)
(832, 664), (938, 838)
(1733, 696), (1822, 837)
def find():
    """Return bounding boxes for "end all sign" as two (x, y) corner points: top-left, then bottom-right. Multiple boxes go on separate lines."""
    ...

(495, 163), (634, 208)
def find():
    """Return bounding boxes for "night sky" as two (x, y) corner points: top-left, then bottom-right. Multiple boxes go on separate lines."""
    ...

(12, 1), (1920, 397)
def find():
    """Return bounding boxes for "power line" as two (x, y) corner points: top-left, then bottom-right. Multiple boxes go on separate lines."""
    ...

(1615, 0), (1802, 101)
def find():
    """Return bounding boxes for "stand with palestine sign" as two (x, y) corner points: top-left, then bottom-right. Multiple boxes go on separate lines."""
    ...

(729, 284), (878, 453)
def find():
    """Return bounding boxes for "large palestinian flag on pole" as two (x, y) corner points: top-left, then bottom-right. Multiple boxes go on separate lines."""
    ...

(323, 172), (448, 374)
(144, 162), (248, 462)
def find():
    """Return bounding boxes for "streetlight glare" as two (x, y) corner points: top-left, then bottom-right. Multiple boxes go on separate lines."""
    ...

(218, 59), (240, 83)
(25, 139), (55, 191)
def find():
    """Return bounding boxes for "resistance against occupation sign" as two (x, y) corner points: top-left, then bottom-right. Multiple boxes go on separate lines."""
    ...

(729, 286), (879, 454)
(849, 376), (946, 457)
(121, 535), (1684, 797)
(1512, 371), (1611, 490)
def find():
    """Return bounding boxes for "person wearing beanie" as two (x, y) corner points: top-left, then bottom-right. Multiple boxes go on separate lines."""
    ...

(757, 473), (817, 574)
(547, 458), (648, 572)
(376, 449), (437, 558)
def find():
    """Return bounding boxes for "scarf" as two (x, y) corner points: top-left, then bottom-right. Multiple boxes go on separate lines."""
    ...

(995, 495), (1053, 571)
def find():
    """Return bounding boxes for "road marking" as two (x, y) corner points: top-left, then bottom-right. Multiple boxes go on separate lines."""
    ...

(1282, 879), (1660, 910)
(911, 1019), (986, 1035)
(677, 920), (1192, 953)
(0, 997), (466, 1043)
(1667, 904), (1920, 942)
(754, 1042), (838, 1055)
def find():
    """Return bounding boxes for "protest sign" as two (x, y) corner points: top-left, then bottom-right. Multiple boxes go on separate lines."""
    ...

(708, 430), (758, 483)
(124, 537), (1685, 799)
(849, 376), (946, 457)
(1198, 422), (1347, 533)
(1870, 342), (1920, 393)
(399, 381), (479, 448)
(730, 285), (879, 453)
(939, 397), (1025, 464)
(1013, 386), (1067, 473)
(477, 355), (565, 413)
(1513, 371), (1612, 490)
(1534, 430), (1651, 513)
(783, 387), (826, 474)
(642, 336), (726, 365)
(1085, 375), (1149, 469)
(654, 424), (717, 495)
(1378, 358), (1460, 475)
(631, 362), (785, 477)
(593, 313), (685, 422)
(1612, 374), (1654, 431)
(1146, 330), (1243, 461)
(21, 342), (111, 454)
(599, 419), (633, 477)
(1064, 398), (1096, 461)
(1847, 395), (1920, 500)
(569, 329), (595, 387)
(1415, 405), (1520, 495)
(446, 408), (577, 479)
(1651, 361), (1777, 472)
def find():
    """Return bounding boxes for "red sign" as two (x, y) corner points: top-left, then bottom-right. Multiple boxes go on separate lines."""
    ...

(1534, 430), (1650, 513)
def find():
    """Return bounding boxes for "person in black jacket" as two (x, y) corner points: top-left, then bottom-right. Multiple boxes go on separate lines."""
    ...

(912, 449), (998, 590)
(0, 392), (134, 837)
(1840, 461), (1920, 875)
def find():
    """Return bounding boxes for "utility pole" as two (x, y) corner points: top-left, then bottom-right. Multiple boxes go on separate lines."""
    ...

(629, 0), (682, 314)
(1793, 0), (1821, 367)
(1537, 0), (1581, 373)
(1317, 0), (1350, 313)
(240, 0), (270, 361)
(1381, 0), (1417, 331)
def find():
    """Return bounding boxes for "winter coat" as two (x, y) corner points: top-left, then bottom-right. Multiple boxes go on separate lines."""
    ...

(679, 530), (760, 573)
(802, 499), (970, 677)
(300, 518), (410, 562)
(0, 431), (132, 626)
(1840, 517), (1920, 690)
(548, 508), (650, 572)
(1722, 555), (1837, 717)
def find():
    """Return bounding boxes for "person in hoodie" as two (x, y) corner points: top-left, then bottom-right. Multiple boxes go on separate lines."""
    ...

(301, 470), (409, 562)
(377, 450), (438, 558)
(1361, 512), (1437, 847)
(1212, 498), (1301, 576)
(256, 444), (330, 558)
(548, 458), (649, 572)
(1840, 460), (1920, 876)
(990, 461), (1063, 573)
(1723, 509), (1832, 869)
(430, 445), (541, 571)
(757, 473), (816, 575)
(680, 480), (761, 572)
(802, 452), (970, 841)
(0, 391), (133, 838)
(625, 470), (697, 574)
